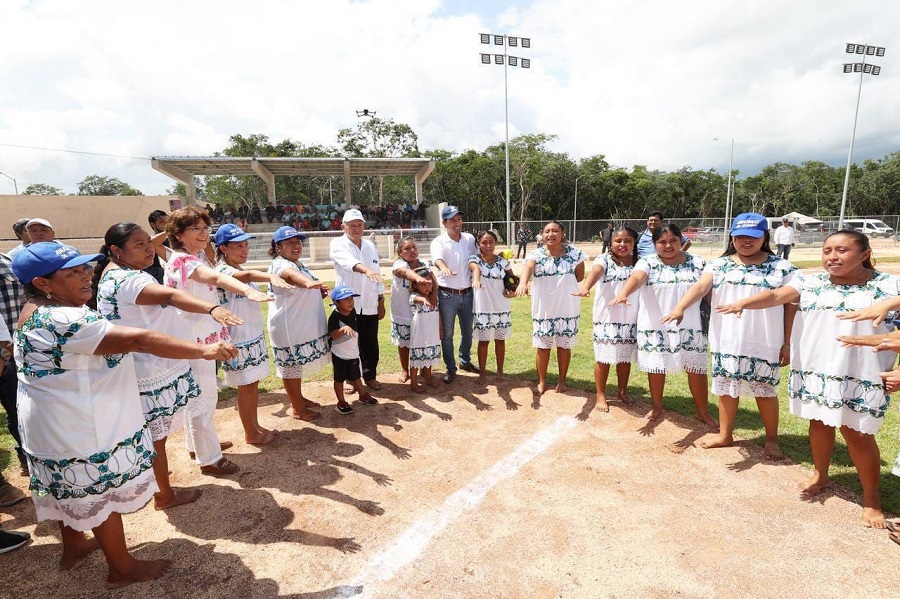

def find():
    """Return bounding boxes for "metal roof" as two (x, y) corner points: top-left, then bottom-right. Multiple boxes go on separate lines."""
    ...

(151, 156), (434, 177)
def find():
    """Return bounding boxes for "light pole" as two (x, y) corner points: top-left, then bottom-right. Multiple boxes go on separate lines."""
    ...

(480, 33), (531, 247)
(0, 170), (17, 194)
(714, 138), (734, 249)
(573, 175), (583, 243)
(839, 43), (885, 229)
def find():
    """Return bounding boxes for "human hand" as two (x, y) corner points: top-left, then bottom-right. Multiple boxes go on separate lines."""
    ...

(572, 286), (591, 297)
(715, 303), (744, 317)
(472, 279), (482, 290)
(778, 344), (790, 367)
(203, 341), (238, 361)
(246, 289), (273, 303)
(269, 275), (294, 290)
(660, 309), (684, 325)
(210, 306), (244, 327)
(514, 283), (528, 297)
(835, 305), (891, 327)
(366, 270), (383, 284)
(608, 294), (629, 307)
(439, 265), (455, 277)
(341, 326), (358, 338)
(838, 334), (900, 352)
(881, 369), (900, 393)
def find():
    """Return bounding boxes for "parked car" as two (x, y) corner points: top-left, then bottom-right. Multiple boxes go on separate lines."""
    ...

(841, 219), (894, 237)
(682, 227), (701, 240)
(697, 227), (725, 242)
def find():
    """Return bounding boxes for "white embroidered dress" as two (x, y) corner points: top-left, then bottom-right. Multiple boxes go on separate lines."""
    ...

(634, 253), (707, 374)
(409, 292), (441, 369)
(787, 271), (899, 435)
(469, 253), (512, 342)
(15, 306), (157, 531)
(528, 245), (586, 350)
(97, 268), (200, 441)
(390, 258), (431, 347)
(267, 256), (330, 378)
(707, 255), (796, 398)
(215, 262), (270, 386)
(591, 253), (638, 364)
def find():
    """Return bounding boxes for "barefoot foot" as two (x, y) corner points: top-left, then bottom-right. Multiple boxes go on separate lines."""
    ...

(699, 434), (734, 450)
(799, 474), (832, 497)
(411, 383), (426, 394)
(596, 395), (610, 413)
(535, 382), (547, 396)
(617, 392), (633, 406)
(60, 535), (101, 571)
(154, 488), (202, 511)
(107, 559), (173, 590)
(398, 371), (410, 383)
(425, 378), (438, 388)
(645, 407), (663, 421)
(764, 439), (785, 460)
(694, 412), (719, 428)
(496, 374), (505, 382)
(555, 383), (568, 394)
(862, 506), (887, 529)
(246, 429), (277, 445)
(291, 409), (321, 421)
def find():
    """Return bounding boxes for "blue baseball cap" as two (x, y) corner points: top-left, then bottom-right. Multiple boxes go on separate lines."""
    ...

(12, 242), (104, 284)
(330, 285), (360, 302)
(214, 223), (255, 246)
(730, 213), (768, 238)
(273, 226), (308, 243)
(441, 205), (461, 221)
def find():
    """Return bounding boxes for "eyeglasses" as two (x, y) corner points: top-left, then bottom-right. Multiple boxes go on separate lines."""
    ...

(186, 226), (212, 234)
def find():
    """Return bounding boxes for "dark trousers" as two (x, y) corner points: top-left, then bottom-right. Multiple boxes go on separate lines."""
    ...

(516, 242), (529, 259)
(0, 362), (26, 469)
(357, 313), (380, 383)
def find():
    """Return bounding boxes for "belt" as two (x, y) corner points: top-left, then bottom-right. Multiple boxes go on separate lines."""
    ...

(439, 286), (472, 295)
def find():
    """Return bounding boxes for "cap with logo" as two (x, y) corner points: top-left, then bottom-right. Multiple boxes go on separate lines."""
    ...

(730, 213), (768, 239)
(25, 218), (53, 230)
(273, 226), (308, 243)
(342, 209), (365, 223)
(12, 242), (104, 284)
(214, 223), (255, 246)
(330, 285), (361, 302)
(441, 205), (461, 221)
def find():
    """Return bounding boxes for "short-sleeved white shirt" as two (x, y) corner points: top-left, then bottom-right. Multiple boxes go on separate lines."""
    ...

(430, 232), (476, 289)
(329, 234), (384, 315)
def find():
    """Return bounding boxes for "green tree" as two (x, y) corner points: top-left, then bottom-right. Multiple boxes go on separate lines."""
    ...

(22, 183), (63, 195)
(337, 117), (420, 205)
(76, 175), (142, 196)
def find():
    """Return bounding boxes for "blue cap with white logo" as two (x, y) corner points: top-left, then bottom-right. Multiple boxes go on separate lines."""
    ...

(12, 242), (104, 284)
(730, 213), (768, 239)
(441, 205), (461, 221)
(273, 226), (308, 243)
(214, 223), (255, 246)
(330, 285), (360, 302)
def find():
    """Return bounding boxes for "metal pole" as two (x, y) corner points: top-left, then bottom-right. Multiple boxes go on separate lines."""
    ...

(0, 170), (17, 194)
(573, 175), (582, 243)
(723, 138), (734, 250)
(839, 57), (866, 230)
(504, 38), (511, 248)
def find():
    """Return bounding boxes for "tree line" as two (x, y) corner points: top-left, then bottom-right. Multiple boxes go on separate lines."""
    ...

(24, 118), (900, 221)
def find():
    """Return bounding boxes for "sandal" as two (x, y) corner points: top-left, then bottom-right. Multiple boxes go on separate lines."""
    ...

(335, 404), (355, 415)
(890, 531), (900, 546)
(200, 457), (239, 476)
(359, 394), (378, 405)
(887, 521), (900, 534)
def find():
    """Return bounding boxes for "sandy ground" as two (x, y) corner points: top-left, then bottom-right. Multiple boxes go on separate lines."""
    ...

(3, 372), (900, 598)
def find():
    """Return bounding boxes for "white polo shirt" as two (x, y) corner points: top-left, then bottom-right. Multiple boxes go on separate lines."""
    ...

(430, 231), (476, 289)
(329, 234), (385, 315)
(773, 225), (795, 245)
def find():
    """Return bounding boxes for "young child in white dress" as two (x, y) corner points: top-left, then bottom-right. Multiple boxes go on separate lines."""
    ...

(515, 220), (586, 395)
(662, 214), (796, 458)
(610, 223), (716, 426)
(719, 231), (897, 528)
(468, 230), (514, 383)
(409, 272), (441, 393)
(575, 226), (639, 412)
(390, 236), (433, 383)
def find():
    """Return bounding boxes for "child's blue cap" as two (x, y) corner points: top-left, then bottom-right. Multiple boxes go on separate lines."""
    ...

(330, 285), (360, 302)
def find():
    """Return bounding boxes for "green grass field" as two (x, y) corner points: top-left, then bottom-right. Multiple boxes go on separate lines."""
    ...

(3, 289), (900, 513)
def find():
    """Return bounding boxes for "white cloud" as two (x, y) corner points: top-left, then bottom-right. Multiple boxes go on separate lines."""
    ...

(0, 0), (897, 195)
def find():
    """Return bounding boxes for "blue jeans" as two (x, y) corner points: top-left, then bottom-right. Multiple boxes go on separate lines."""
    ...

(777, 244), (792, 260)
(438, 289), (474, 374)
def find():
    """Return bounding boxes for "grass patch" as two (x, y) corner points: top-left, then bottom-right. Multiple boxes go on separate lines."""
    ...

(4, 286), (900, 514)
(791, 254), (900, 270)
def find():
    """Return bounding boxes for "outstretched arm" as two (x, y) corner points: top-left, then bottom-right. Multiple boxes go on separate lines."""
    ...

(661, 272), (713, 324)
(608, 270), (648, 306)
(715, 286), (800, 316)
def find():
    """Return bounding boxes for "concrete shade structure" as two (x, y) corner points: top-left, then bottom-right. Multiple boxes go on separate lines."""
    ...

(151, 156), (435, 207)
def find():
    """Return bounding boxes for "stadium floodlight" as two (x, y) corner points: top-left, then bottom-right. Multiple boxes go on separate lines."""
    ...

(713, 138), (735, 249)
(0, 169), (17, 194)
(838, 42), (886, 229)
(478, 33), (533, 248)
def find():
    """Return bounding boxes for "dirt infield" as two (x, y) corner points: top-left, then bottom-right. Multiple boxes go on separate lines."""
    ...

(3, 372), (900, 598)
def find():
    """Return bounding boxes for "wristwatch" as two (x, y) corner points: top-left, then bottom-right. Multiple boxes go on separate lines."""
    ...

(0, 346), (11, 361)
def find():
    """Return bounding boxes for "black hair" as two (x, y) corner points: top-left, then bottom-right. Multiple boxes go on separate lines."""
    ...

(148, 210), (168, 224)
(648, 211), (664, 220)
(89, 222), (144, 308)
(651, 223), (681, 243)
(826, 230), (874, 269)
(610, 226), (639, 265)
(395, 235), (417, 258)
(722, 231), (774, 257)
(476, 230), (499, 243)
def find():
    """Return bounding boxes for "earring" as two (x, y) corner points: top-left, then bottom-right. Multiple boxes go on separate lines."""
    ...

(46, 292), (52, 300)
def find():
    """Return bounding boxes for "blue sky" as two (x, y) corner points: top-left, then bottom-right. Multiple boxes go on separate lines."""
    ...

(0, 0), (898, 196)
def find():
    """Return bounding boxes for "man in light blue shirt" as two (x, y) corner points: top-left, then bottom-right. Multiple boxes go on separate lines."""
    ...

(636, 211), (691, 258)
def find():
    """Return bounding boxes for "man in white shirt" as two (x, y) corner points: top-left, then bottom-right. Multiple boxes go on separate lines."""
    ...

(773, 218), (795, 260)
(430, 205), (478, 383)
(6, 219), (30, 260)
(329, 209), (386, 390)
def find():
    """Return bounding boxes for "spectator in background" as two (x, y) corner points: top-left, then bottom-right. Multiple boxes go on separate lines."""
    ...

(637, 211), (691, 259)
(144, 210), (168, 284)
(601, 222), (614, 253)
(24, 218), (55, 244)
(515, 223), (532, 260)
(7, 218), (31, 259)
(0, 251), (27, 480)
(773, 218), (795, 260)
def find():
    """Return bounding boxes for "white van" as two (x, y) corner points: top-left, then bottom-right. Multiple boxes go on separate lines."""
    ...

(841, 219), (894, 237)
